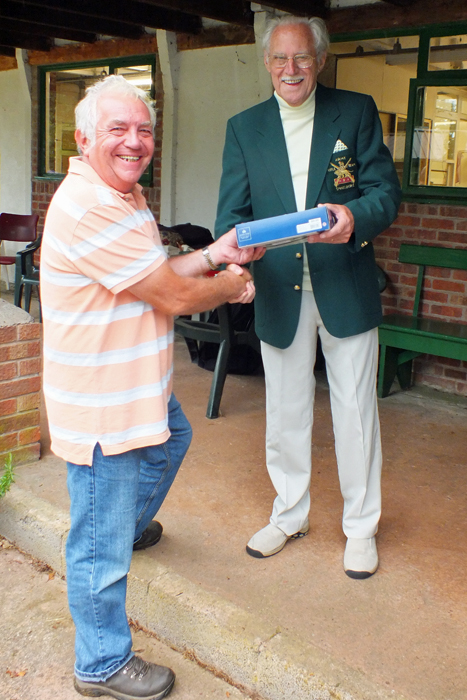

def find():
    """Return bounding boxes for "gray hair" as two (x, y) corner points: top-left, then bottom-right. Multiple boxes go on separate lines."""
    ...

(75, 74), (156, 148)
(262, 15), (329, 63)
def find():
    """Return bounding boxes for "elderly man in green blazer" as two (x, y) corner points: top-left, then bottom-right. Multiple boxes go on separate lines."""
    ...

(215, 15), (401, 578)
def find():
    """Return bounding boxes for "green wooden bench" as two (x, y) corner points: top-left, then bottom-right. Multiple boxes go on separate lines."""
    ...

(377, 244), (467, 398)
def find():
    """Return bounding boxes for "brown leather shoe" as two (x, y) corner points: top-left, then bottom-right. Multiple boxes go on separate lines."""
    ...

(133, 522), (163, 551)
(74, 655), (175, 699)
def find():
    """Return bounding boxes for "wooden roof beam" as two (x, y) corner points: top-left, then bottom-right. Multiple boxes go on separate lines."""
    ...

(0, 45), (16, 57)
(138, 0), (254, 26)
(255, 1), (328, 17)
(0, 30), (51, 51)
(1, 1), (145, 40)
(327, 0), (467, 34)
(1, 18), (97, 44)
(15, 0), (201, 34)
(380, 0), (416, 6)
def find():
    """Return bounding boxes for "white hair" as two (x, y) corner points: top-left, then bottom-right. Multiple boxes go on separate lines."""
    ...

(262, 15), (329, 63)
(75, 74), (156, 149)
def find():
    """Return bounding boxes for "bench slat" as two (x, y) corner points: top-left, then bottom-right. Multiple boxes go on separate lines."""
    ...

(399, 244), (467, 270)
(380, 314), (467, 342)
(379, 330), (467, 363)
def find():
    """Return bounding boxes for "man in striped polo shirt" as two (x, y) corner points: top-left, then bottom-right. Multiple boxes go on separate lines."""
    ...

(41, 75), (263, 700)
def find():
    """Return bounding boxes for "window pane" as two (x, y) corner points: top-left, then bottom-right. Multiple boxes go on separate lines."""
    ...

(114, 65), (152, 96)
(429, 35), (467, 71)
(329, 36), (419, 183)
(45, 66), (109, 174)
(410, 86), (467, 187)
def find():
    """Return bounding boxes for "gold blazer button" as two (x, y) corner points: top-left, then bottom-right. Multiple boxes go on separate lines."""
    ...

(294, 285), (301, 291)
(361, 241), (368, 247)
(296, 252), (302, 259)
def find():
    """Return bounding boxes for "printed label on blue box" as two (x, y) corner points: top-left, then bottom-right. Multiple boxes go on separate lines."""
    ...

(296, 217), (322, 234)
(237, 226), (252, 242)
(235, 206), (334, 249)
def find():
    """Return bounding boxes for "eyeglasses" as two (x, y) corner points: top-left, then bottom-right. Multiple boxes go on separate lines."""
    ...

(269, 54), (315, 69)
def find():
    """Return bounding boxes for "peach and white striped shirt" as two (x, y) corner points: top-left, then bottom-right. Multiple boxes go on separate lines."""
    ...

(41, 157), (173, 466)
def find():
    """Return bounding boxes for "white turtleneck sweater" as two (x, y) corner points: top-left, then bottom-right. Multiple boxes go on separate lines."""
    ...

(275, 88), (316, 292)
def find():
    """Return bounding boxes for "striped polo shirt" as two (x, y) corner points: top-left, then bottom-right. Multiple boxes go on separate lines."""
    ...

(41, 157), (173, 466)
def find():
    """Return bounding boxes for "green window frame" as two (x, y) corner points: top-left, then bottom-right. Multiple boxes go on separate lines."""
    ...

(37, 55), (156, 186)
(403, 25), (467, 203)
(331, 21), (467, 205)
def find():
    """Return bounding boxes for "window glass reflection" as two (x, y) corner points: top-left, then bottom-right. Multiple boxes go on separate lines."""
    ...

(429, 35), (467, 71)
(411, 86), (467, 186)
(45, 66), (109, 174)
(44, 64), (153, 176)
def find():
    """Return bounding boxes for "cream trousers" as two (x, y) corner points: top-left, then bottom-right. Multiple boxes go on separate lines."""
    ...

(261, 290), (382, 539)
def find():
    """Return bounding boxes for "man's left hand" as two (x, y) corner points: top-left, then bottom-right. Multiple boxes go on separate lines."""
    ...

(211, 229), (266, 265)
(308, 203), (354, 245)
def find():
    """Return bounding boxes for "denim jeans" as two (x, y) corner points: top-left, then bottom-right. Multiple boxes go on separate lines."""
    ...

(66, 393), (192, 681)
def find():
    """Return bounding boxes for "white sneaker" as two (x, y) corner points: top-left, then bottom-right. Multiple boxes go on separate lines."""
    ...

(344, 537), (378, 579)
(246, 521), (309, 558)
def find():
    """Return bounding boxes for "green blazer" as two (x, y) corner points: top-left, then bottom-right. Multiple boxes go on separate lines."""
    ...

(215, 84), (401, 348)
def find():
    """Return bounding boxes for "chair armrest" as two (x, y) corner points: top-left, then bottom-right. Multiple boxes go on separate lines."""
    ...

(19, 234), (42, 256)
(16, 235), (42, 274)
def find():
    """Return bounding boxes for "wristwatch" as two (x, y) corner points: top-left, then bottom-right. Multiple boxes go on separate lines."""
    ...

(202, 246), (219, 271)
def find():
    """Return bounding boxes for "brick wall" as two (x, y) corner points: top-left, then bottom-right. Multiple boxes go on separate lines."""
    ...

(0, 309), (41, 466)
(374, 202), (467, 396)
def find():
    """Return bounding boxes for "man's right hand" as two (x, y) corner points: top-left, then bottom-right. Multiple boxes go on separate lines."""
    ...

(128, 259), (251, 316)
(223, 264), (255, 304)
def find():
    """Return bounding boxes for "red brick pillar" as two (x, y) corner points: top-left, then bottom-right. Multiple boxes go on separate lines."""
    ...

(0, 302), (41, 466)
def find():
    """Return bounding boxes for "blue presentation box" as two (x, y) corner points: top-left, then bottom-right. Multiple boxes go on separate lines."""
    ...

(235, 206), (335, 249)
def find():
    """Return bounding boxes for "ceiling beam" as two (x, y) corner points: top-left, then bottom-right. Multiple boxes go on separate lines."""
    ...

(1, 1), (145, 40)
(0, 30), (51, 51)
(328, 0), (467, 34)
(1, 18), (97, 44)
(256, 0), (328, 17)
(178, 24), (255, 50)
(135, 0), (254, 26)
(380, 0), (415, 5)
(0, 45), (16, 57)
(14, 0), (201, 34)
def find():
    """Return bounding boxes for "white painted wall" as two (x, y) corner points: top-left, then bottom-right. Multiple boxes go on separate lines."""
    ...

(171, 43), (266, 233)
(0, 52), (32, 214)
(0, 51), (32, 283)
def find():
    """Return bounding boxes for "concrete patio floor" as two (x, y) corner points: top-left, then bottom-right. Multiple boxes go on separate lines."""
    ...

(170, 343), (467, 700)
(1, 289), (466, 700)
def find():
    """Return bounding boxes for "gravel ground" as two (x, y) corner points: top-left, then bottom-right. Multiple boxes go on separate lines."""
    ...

(0, 537), (254, 700)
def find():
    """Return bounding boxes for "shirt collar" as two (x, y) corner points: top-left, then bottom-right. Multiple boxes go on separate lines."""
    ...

(67, 156), (143, 200)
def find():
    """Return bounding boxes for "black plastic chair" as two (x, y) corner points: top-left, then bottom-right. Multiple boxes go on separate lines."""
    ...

(376, 264), (387, 293)
(174, 303), (260, 419)
(14, 234), (42, 320)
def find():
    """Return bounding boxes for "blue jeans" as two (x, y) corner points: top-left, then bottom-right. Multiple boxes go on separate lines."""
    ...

(66, 394), (192, 681)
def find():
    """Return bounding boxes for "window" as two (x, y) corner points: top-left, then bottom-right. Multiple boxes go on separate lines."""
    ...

(409, 84), (467, 187)
(329, 23), (467, 202)
(38, 56), (156, 182)
(404, 27), (467, 200)
(328, 34), (420, 185)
